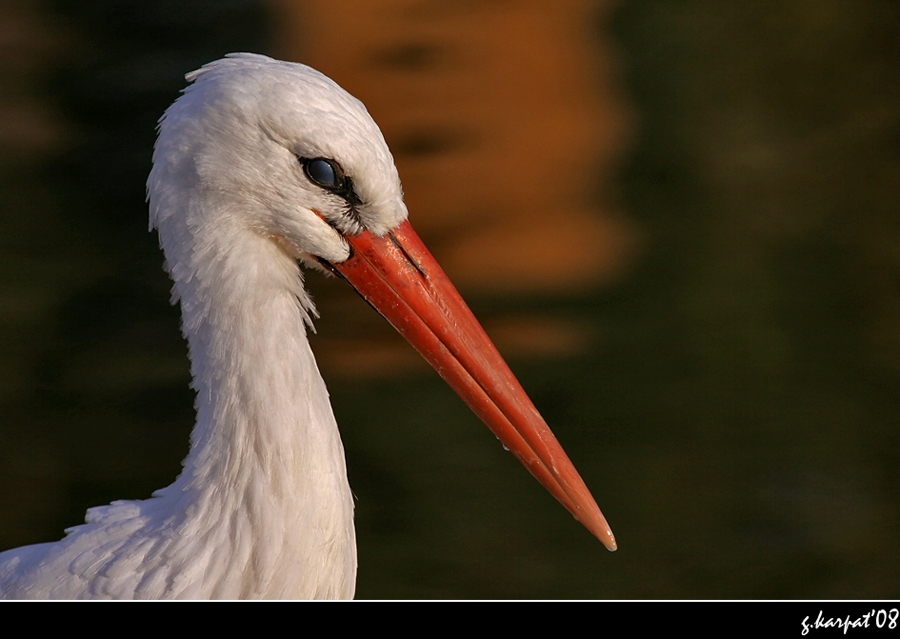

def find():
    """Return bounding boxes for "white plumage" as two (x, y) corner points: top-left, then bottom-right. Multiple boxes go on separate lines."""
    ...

(0, 54), (614, 599)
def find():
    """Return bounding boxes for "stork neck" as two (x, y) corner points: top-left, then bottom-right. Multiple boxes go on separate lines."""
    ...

(158, 221), (355, 597)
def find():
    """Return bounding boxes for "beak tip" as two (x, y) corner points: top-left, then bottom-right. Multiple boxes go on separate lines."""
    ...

(597, 528), (617, 551)
(583, 510), (616, 551)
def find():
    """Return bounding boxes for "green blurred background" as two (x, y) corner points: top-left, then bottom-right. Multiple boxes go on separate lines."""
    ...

(0, 0), (898, 598)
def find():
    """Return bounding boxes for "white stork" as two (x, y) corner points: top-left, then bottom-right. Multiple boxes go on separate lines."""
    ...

(0, 54), (615, 599)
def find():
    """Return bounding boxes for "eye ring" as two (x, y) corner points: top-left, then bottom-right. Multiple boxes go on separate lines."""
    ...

(301, 157), (345, 190)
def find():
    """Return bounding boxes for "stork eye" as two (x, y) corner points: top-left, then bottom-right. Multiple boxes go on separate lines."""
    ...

(298, 156), (363, 210)
(303, 158), (343, 189)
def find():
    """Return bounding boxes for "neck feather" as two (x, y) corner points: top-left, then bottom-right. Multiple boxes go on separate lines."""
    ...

(155, 212), (356, 598)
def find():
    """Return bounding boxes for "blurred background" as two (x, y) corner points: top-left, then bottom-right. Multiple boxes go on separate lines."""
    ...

(0, 0), (898, 598)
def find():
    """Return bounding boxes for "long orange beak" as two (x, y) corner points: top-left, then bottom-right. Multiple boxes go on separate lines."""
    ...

(321, 219), (616, 550)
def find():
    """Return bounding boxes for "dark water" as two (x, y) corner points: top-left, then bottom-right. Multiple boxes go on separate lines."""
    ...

(0, 0), (898, 598)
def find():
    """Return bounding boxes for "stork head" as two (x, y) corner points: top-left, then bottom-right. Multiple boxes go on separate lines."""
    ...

(148, 53), (616, 551)
(149, 52), (406, 267)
